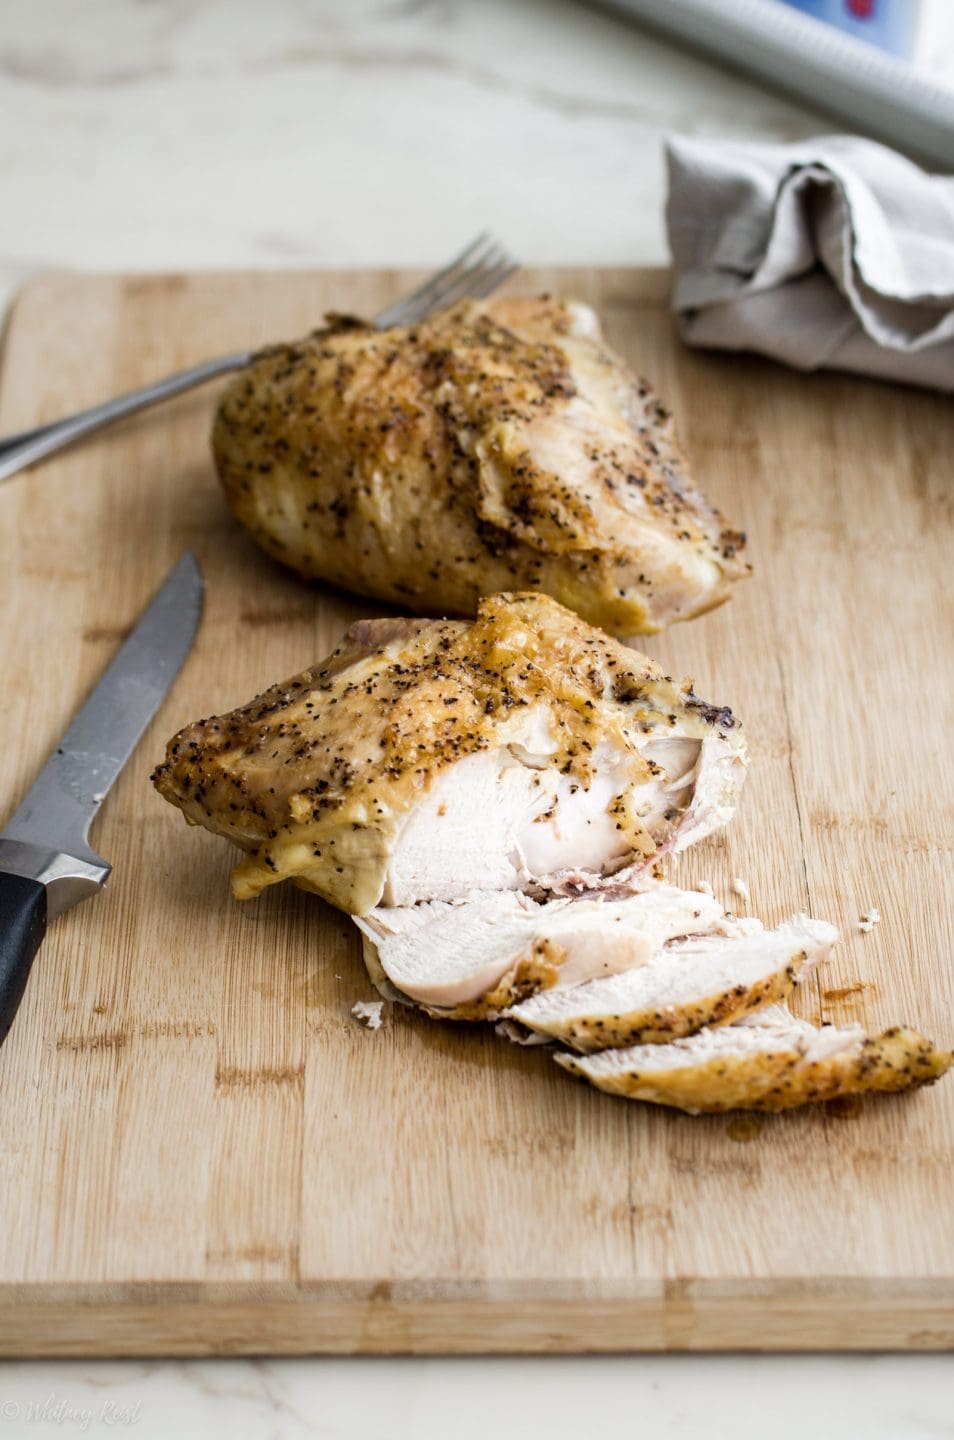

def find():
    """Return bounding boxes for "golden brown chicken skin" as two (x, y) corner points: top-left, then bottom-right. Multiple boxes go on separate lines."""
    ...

(557, 1008), (953, 1113)
(151, 593), (746, 915)
(212, 297), (748, 636)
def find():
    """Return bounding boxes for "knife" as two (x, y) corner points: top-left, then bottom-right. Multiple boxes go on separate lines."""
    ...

(0, 552), (204, 1046)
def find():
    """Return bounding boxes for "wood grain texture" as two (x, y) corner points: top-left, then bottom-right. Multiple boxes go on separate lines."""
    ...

(0, 268), (951, 1356)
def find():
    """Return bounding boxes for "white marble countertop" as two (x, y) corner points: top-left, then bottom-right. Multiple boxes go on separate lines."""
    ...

(0, 0), (839, 313)
(2, 1353), (954, 1439)
(1, 2), (952, 1435)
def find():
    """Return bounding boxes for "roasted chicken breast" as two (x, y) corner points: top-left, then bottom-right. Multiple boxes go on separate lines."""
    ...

(212, 297), (748, 636)
(356, 894), (834, 1027)
(506, 915), (837, 1048)
(362, 886), (950, 1112)
(354, 885), (727, 1018)
(557, 1005), (953, 1113)
(152, 593), (747, 915)
(152, 591), (950, 1116)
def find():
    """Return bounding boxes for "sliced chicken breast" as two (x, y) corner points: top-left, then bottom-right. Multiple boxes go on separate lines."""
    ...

(355, 884), (726, 1018)
(212, 296), (749, 637)
(152, 592), (746, 915)
(556, 1005), (954, 1113)
(508, 917), (837, 1050)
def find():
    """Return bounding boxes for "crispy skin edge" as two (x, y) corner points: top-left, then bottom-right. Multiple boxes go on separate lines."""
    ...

(555, 1027), (954, 1113)
(515, 954), (808, 1054)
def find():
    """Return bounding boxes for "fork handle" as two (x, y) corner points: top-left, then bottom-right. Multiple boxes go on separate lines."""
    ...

(0, 350), (253, 484)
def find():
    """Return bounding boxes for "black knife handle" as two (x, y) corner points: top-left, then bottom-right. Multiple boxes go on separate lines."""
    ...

(0, 871), (47, 1045)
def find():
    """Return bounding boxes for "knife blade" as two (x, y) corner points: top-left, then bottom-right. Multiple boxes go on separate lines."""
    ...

(0, 552), (204, 1044)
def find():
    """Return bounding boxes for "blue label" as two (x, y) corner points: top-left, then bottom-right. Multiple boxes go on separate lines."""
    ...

(776, 0), (915, 56)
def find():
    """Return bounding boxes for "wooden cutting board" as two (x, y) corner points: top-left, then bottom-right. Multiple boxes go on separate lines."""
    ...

(0, 269), (951, 1356)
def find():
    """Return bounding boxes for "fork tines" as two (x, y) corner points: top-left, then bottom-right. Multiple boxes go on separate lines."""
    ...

(374, 234), (518, 330)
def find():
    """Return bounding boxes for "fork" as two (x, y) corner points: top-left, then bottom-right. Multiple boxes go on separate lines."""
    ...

(0, 234), (517, 484)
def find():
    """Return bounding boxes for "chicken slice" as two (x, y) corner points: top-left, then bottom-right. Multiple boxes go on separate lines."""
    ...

(355, 884), (726, 1018)
(556, 1005), (954, 1113)
(508, 917), (837, 1051)
(213, 296), (748, 637)
(152, 592), (746, 915)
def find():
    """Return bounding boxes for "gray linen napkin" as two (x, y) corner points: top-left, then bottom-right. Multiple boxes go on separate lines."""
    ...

(665, 134), (954, 391)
